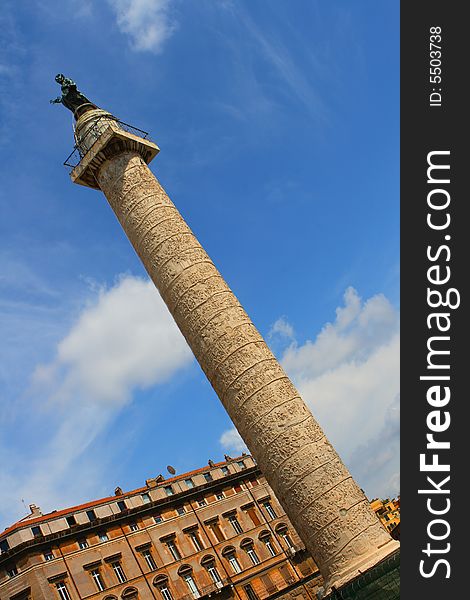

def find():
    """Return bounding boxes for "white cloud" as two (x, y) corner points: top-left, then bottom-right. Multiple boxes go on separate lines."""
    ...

(219, 287), (400, 499)
(0, 274), (192, 528)
(348, 394), (400, 499)
(108, 0), (177, 53)
(33, 274), (192, 406)
(220, 427), (247, 454)
(269, 317), (294, 340)
(282, 287), (398, 380)
(283, 287), (400, 498)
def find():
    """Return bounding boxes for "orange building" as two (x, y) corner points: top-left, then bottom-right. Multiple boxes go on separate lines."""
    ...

(369, 498), (400, 538)
(0, 456), (322, 600)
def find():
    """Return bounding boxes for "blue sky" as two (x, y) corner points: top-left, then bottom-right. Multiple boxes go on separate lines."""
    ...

(0, 0), (399, 530)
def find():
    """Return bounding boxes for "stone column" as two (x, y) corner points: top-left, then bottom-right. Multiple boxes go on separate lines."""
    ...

(71, 112), (398, 595)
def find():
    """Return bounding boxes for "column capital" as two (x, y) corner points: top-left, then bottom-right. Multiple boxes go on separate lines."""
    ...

(70, 109), (159, 190)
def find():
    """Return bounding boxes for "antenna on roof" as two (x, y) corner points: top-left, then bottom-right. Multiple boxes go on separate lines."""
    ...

(167, 465), (176, 475)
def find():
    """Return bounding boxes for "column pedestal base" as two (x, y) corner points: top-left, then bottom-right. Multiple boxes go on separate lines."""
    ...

(322, 549), (400, 600)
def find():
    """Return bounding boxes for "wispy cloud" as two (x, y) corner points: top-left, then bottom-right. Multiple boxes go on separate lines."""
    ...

(220, 427), (247, 454)
(230, 5), (329, 123)
(0, 274), (192, 528)
(108, 0), (177, 53)
(220, 287), (399, 499)
(269, 317), (294, 340)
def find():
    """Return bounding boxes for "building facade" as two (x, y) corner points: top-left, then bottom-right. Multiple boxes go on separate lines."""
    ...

(0, 456), (323, 600)
(369, 499), (400, 539)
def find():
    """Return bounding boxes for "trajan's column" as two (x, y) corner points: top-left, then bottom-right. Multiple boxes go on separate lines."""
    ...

(54, 76), (399, 597)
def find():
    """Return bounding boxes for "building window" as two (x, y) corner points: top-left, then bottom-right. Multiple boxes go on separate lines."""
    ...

(263, 501), (277, 520)
(275, 525), (296, 553)
(99, 531), (109, 542)
(78, 538), (89, 549)
(112, 561), (127, 584)
(129, 522), (139, 532)
(164, 486), (174, 496)
(117, 500), (127, 512)
(246, 546), (260, 565)
(197, 498), (207, 507)
(228, 514), (243, 535)
(0, 539), (10, 554)
(177, 505), (186, 516)
(227, 554), (242, 574)
(221, 466), (230, 476)
(261, 574), (277, 595)
(281, 532), (295, 550)
(44, 550), (54, 561)
(154, 514), (163, 524)
(66, 515), (77, 527)
(86, 509), (96, 522)
(185, 478), (195, 489)
(91, 568), (106, 591)
(142, 549), (157, 571)
(31, 526), (42, 537)
(188, 530), (204, 551)
(237, 461), (246, 470)
(233, 484), (243, 493)
(245, 507), (261, 526)
(183, 574), (200, 598)
(263, 538), (277, 557)
(244, 584), (258, 600)
(142, 493), (151, 504)
(203, 472), (213, 483)
(207, 565), (222, 586)
(166, 539), (182, 561)
(158, 584), (173, 600)
(216, 491), (225, 500)
(208, 521), (225, 543)
(7, 565), (18, 577)
(278, 564), (295, 585)
(56, 581), (71, 600)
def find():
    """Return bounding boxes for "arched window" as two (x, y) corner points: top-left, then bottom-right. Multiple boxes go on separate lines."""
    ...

(200, 555), (223, 587)
(275, 524), (295, 550)
(178, 565), (200, 599)
(240, 538), (260, 566)
(221, 546), (242, 574)
(200, 555), (216, 567)
(221, 545), (236, 557)
(153, 575), (173, 600)
(121, 587), (139, 599)
(258, 531), (277, 557)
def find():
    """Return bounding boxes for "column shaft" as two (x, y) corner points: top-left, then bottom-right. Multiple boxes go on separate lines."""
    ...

(96, 151), (398, 593)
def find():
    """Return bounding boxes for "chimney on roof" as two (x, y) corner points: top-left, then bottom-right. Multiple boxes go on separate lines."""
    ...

(114, 486), (123, 496)
(22, 504), (42, 521)
(224, 454), (232, 461)
(208, 459), (214, 467)
(29, 504), (42, 518)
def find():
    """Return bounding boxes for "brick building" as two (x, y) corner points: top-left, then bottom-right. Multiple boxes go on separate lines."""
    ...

(0, 456), (322, 600)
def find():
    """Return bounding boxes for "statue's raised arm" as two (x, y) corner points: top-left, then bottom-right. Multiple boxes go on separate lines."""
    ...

(50, 74), (97, 117)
